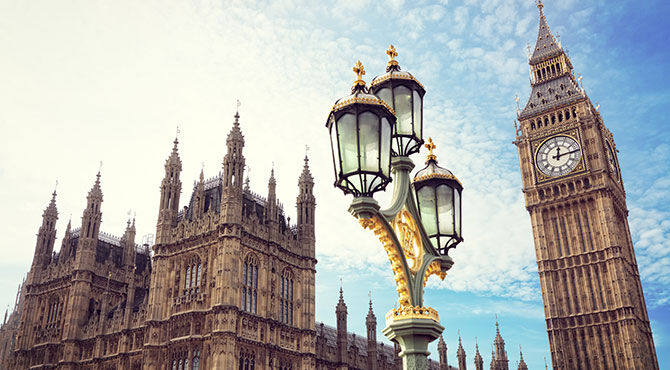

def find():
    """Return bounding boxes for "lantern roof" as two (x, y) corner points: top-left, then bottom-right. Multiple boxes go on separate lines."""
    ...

(328, 60), (395, 118)
(370, 45), (425, 92)
(413, 138), (462, 187)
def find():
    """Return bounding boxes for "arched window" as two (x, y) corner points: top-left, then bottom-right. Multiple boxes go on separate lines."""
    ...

(280, 270), (294, 325)
(183, 256), (203, 295)
(243, 256), (258, 313)
(239, 350), (255, 370)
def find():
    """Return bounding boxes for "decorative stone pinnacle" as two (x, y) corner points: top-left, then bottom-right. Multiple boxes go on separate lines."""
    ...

(352, 60), (366, 87)
(537, 0), (544, 13)
(425, 137), (437, 162)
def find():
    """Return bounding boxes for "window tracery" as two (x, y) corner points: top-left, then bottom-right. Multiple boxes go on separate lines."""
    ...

(280, 269), (294, 325)
(182, 255), (202, 296)
(243, 255), (259, 314)
(239, 349), (256, 370)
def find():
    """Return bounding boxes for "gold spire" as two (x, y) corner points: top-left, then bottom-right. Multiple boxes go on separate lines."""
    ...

(386, 44), (399, 67)
(425, 137), (437, 162)
(537, 0), (544, 13)
(352, 60), (366, 87)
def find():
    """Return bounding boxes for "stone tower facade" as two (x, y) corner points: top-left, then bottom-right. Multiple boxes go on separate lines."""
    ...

(11, 175), (152, 369)
(490, 321), (508, 370)
(145, 112), (318, 369)
(514, 1), (658, 369)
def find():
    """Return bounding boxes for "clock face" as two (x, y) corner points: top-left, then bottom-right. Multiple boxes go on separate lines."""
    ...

(605, 141), (619, 181)
(535, 135), (582, 177)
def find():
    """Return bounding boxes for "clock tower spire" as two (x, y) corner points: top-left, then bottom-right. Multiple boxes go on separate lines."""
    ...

(514, 3), (658, 369)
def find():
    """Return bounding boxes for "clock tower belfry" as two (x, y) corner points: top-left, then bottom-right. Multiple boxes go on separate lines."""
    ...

(514, 2), (658, 369)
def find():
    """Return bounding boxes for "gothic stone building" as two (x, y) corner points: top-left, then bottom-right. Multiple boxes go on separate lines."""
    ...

(514, 1), (658, 369)
(0, 112), (452, 369)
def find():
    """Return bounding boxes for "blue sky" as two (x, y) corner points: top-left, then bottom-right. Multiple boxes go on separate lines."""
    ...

(0, 0), (668, 368)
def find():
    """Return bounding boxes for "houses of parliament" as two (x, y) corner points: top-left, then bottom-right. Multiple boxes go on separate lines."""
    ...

(0, 2), (658, 369)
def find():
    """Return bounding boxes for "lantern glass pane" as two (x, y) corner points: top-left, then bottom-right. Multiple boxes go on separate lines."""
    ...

(413, 90), (422, 139)
(329, 118), (341, 176)
(455, 189), (461, 236)
(359, 111), (380, 172)
(437, 184), (454, 234)
(381, 117), (391, 176)
(417, 186), (437, 235)
(393, 85), (412, 134)
(337, 113), (358, 174)
(377, 87), (392, 108)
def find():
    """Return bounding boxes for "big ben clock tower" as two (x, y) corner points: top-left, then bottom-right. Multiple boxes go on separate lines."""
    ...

(514, 2), (659, 369)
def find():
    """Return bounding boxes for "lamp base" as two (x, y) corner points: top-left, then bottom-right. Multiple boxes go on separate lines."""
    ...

(348, 197), (380, 219)
(382, 317), (444, 370)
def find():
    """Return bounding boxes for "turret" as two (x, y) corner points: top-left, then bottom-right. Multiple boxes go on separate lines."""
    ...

(336, 286), (348, 364)
(437, 335), (448, 370)
(221, 111), (245, 222)
(76, 172), (103, 267)
(296, 155), (315, 258)
(457, 333), (467, 370)
(493, 319), (509, 369)
(366, 298), (377, 370)
(266, 168), (278, 224)
(517, 347), (528, 370)
(474, 339), (483, 370)
(58, 219), (73, 262)
(193, 169), (206, 219)
(31, 190), (58, 274)
(121, 217), (136, 268)
(222, 111), (245, 190)
(157, 137), (182, 244)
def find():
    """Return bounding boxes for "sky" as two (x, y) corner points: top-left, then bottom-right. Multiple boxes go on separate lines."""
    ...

(0, 0), (669, 368)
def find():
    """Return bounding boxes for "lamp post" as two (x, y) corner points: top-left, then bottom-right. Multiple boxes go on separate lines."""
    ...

(326, 46), (463, 370)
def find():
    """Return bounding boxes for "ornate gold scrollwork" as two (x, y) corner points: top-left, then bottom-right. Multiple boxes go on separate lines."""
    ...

(390, 208), (424, 274)
(359, 216), (411, 307)
(424, 260), (446, 287)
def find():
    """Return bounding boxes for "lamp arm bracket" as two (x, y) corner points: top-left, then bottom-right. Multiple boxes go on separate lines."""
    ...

(380, 156), (414, 220)
(360, 211), (419, 307)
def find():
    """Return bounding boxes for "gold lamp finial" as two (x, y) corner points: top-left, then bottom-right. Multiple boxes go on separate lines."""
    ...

(353, 60), (366, 87)
(425, 137), (437, 162)
(386, 45), (399, 67)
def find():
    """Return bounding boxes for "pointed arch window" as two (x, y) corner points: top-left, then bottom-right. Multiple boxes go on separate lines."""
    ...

(183, 256), (203, 295)
(243, 256), (258, 314)
(280, 270), (294, 325)
(239, 350), (255, 370)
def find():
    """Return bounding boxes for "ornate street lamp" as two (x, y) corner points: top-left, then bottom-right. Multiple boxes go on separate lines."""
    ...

(413, 138), (463, 256)
(327, 60), (396, 198)
(325, 47), (463, 370)
(370, 45), (426, 157)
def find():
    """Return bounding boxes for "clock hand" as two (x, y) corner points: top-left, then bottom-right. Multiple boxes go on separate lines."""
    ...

(562, 149), (581, 156)
(552, 147), (562, 160)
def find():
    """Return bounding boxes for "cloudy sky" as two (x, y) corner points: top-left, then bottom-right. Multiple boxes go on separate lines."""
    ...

(1, 0), (669, 368)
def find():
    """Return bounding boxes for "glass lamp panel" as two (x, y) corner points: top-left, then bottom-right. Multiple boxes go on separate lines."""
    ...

(380, 117), (391, 176)
(337, 113), (358, 174)
(358, 111), (380, 172)
(377, 87), (393, 108)
(367, 175), (380, 192)
(417, 186), (437, 235)
(455, 189), (461, 236)
(393, 85), (413, 134)
(430, 236), (439, 251)
(329, 116), (341, 178)
(413, 90), (422, 139)
(436, 184), (454, 234)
